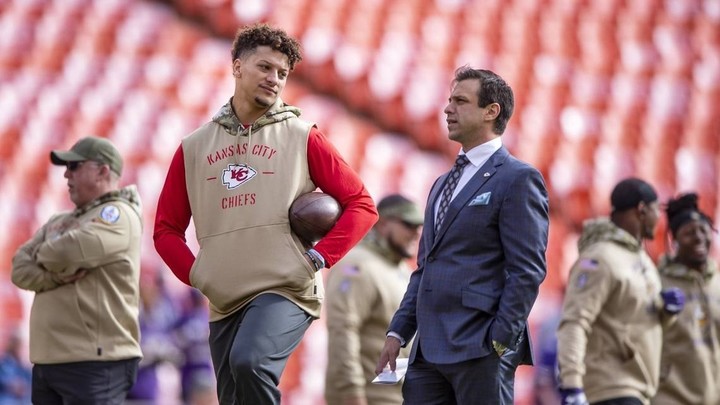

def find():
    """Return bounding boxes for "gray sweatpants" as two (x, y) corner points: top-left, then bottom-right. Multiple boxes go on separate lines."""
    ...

(209, 293), (313, 405)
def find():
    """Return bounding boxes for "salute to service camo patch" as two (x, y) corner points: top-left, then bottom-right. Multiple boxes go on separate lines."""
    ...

(99, 205), (121, 224)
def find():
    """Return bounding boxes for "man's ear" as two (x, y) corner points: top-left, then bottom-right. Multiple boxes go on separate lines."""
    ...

(375, 216), (389, 230)
(232, 59), (242, 78)
(484, 103), (500, 121)
(97, 164), (111, 179)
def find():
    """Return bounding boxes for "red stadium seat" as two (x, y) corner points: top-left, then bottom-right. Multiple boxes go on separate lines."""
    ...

(359, 132), (417, 197)
(398, 149), (448, 210)
(324, 115), (374, 170)
(577, 12), (619, 75)
(266, 0), (311, 39)
(538, 6), (579, 58)
(3, 0), (720, 403)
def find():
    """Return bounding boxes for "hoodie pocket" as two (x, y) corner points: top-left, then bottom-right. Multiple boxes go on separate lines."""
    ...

(189, 224), (316, 313)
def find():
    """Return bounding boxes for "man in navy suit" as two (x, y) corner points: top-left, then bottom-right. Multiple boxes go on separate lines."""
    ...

(376, 66), (549, 404)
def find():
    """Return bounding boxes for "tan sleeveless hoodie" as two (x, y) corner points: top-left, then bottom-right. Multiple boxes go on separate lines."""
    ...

(183, 98), (320, 321)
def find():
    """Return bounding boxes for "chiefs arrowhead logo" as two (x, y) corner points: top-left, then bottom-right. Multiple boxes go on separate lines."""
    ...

(222, 164), (257, 190)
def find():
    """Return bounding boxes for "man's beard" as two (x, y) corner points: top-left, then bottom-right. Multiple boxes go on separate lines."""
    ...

(643, 224), (656, 240)
(388, 236), (413, 259)
(254, 96), (272, 108)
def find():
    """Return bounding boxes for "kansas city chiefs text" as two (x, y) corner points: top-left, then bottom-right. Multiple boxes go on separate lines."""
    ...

(206, 143), (277, 165)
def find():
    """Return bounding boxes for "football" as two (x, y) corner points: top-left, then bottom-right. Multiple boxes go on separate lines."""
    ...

(289, 192), (342, 244)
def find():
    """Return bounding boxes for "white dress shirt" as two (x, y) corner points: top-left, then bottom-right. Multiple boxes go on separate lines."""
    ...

(433, 137), (503, 222)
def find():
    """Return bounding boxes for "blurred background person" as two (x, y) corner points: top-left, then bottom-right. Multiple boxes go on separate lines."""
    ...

(2, 0), (720, 403)
(173, 288), (216, 405)
(532, 306), (562, 405)
(127, 272), (182, 404)
(11, 136), (143, 404)
(652, 193), (720, 405)
(325, 194), (423, 405)
(0, 329), (31, 405)
(556, 178), (685, 405)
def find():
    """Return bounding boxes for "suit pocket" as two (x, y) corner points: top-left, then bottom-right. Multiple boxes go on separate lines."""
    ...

(461, 287), (499, 315)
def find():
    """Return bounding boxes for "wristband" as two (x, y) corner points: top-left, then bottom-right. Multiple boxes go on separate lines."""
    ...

(305, 249), (325, 271)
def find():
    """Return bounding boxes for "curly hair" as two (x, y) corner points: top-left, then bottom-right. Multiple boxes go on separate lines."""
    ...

(665, 193), (713, 235)
(231, 23), (302, 70)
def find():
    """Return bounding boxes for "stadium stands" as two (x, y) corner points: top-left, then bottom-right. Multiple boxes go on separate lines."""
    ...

(1, 0), (718, 403)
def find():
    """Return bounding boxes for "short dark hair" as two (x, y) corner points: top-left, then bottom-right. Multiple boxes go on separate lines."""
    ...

(231, 23), (302, 70)
(610, 177), (658, 213)
(453, 66), (514, 134)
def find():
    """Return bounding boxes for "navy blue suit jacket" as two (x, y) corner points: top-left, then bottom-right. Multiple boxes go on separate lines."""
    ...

(389, 146), (549, 365)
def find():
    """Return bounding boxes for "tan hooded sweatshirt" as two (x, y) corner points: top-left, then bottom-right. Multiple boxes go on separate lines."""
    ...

(653, 257), (720, 405)
(182, 98), (321, 321)
(557, 218), (669, 404)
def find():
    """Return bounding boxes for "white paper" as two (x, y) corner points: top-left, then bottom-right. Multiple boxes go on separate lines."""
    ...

(371, 358), (409, 385)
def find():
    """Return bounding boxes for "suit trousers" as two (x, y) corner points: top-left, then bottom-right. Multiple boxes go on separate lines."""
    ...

(209, 293), (313, 405)
(402, 342), (502, 405)
(32, 358), (139, 405)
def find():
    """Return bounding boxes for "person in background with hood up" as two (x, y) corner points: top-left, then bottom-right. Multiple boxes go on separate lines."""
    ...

(325, 194), (424, 405)
(557, 177), (685, 405)
(652, 193), (719, 405)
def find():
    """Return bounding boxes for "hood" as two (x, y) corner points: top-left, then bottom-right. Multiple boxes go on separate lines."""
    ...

(211, 97), (302, 136)
(362, 229), (405, 265)
(657, 254), (718, 281)
(73, 185), (142, 218)
(577, 217), (642, 253)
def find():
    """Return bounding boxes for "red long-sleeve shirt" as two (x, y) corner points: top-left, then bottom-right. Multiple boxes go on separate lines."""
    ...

(153, 127), (378, 285)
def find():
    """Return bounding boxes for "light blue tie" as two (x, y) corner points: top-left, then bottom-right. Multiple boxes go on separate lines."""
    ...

(435, 154), (469, 234)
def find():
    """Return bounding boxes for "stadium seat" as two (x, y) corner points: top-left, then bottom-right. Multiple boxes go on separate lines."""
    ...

(607, 72), (650, 132)
(457, 2), (501, 57)
(514, 104), (562, 177)
(195, 0), (239, 37)
(359, 133), (417, 198)
(3, 0), (720, 403)
(397, 149), (448, 210)
(568, 71), (611, 110)
(266, 0), (311, 39)
(331, 3), (382, 110)
(577, 12), (618, 75)
(543, 213), (573, 291)
(324, 115), (374, 170)
(673, 146), (718, 213)
(538, 7), (579, 58)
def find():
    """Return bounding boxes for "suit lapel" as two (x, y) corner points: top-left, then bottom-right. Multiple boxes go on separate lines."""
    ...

(431, 147), (508, 247)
